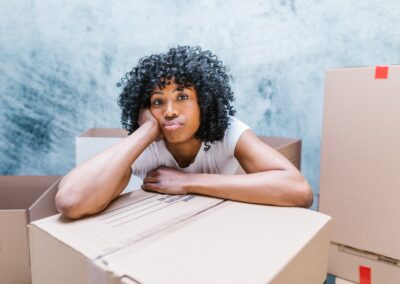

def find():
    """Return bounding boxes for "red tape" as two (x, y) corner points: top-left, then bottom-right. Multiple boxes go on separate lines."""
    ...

(359, 265), (371, 284)
(375, 66), (389, 79)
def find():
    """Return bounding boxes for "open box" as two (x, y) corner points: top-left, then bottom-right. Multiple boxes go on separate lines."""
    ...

(0, 176), (61, 284)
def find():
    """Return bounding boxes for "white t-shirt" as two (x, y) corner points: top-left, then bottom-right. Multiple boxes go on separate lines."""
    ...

(131, 116), (250, 179)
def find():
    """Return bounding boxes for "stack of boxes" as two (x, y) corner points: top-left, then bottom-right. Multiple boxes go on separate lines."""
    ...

(319, 66), (400, 283)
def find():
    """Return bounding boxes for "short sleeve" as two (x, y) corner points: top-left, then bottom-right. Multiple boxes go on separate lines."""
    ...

(131, 143), (159, 180)
(224, 116), (250, 155)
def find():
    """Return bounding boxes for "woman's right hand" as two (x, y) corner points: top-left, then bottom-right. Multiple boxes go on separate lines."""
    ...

(138, 108), (163, 141)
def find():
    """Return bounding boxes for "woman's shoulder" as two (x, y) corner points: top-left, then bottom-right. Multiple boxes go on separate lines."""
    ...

(226, 115), (250, 133)
(221, 115), (251, 153)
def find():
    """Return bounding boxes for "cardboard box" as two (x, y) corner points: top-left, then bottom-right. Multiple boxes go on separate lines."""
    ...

(319, 66), (400, 282)
(76, 128), (301, 191)
(0, 176), (62, 284)
(30, 190), (331, 284)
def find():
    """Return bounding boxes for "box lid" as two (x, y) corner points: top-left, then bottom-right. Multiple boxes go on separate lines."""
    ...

(31, 190), (224, 259)
(96, 201), (331, 283)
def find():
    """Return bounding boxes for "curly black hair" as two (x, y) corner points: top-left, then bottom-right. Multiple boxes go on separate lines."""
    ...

(117, 45), (236, 151)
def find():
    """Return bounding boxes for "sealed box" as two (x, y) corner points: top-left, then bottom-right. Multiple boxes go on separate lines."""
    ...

(30, 190), (331, 284)
(0, 176), (61, 284)
(319, 65), (400, 282)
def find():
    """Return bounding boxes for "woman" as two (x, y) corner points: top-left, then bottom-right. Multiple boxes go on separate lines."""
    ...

(56, 46), (313, 219)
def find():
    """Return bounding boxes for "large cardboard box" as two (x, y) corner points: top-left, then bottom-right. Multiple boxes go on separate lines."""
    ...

(76, 128), (301, 191)
(0, 176), (61, 284)
(319, 65), (400, 283)
(30, 189), (331, 283)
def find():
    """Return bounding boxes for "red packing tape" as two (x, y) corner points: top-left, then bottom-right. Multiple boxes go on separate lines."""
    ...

(375, 66), (389, 79)
(359, 265), (371, 284)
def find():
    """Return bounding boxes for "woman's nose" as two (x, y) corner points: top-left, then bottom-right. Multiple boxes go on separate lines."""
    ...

(164, 100), (178, 118)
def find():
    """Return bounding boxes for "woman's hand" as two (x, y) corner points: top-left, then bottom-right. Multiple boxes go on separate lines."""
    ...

(141, 166), (191, 195)
(138, 108), (163, 141)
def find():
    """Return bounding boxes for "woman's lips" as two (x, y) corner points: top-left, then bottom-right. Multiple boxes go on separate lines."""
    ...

(163, 123), (183, 131)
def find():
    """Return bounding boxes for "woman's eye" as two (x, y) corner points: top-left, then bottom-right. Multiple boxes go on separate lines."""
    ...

(178, 94), (188, 100)
(152, 99), (163, 106)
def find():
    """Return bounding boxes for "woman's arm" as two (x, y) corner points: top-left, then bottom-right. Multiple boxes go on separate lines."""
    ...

(142, 130), (313, 208)
(56, 110), (160, 219)
(190, 129), (313, 207)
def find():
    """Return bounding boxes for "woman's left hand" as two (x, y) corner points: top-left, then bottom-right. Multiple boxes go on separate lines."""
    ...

(141, 166), (192, 195)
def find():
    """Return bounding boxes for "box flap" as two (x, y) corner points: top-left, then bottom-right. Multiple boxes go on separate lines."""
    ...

(31, 190), (224, 260)
(0, 176), (60, 210)
(98, 201), (331, 283)
(29, 177), (62, 222)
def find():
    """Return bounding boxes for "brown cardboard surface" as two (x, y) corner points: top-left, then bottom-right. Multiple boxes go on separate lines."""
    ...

(29, 224), (90, 284)
(319, 66), (400, 279)
(0, 176), (61, 284)
(329, 243), (400, 284)
(0, 210), (30, 282)
(0, 176), (60, 210)
(96, 201), (331, 284)
(30, 190), (331, 284)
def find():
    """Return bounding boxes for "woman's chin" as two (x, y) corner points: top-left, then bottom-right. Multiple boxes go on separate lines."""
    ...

(163, 135), (184, 144)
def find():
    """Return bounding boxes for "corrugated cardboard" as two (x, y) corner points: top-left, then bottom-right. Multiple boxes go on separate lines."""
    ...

(0, 176), (61, 284)
(76, 128), (301, 191)
(319, 65), (400, 282)
(329, 243), (400, 283)
(30, 189), (331, 284)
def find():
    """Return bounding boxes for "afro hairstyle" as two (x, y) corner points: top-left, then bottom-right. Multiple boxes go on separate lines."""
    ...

(117, 45), (236, 151)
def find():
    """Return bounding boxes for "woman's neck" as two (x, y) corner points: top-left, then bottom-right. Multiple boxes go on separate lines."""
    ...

(164, 138), (202, 168)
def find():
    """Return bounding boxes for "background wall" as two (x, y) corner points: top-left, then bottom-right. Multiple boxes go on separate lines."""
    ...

(1, 0), (399, 208)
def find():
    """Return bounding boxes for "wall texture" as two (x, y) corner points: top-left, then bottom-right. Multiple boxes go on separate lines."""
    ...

(1, 0), (399, 208)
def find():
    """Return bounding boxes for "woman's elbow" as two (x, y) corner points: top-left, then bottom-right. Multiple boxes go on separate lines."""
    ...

(55, 189), (85, 220)
(297, 180), (314, 208)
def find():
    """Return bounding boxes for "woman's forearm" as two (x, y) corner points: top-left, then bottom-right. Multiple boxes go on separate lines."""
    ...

(56, 121), (159, 218)
(187, 170), (313, 208)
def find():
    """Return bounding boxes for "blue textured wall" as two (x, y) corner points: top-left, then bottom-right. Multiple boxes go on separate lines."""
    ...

(1, 0), (400, 208)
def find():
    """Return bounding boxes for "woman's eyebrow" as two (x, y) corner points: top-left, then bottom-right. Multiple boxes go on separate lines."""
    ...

(175, 86), (195, 92)
(151, 87), (192, 95)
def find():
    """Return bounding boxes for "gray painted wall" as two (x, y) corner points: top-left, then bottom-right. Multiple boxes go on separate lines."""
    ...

(1, 0), (399, 208)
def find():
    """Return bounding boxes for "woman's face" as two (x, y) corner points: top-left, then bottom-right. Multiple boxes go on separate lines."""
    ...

(149, 80), (201, 144)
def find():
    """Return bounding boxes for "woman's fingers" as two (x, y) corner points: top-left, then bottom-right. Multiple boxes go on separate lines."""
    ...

(141, 182), (161, 192)
(143, 176), (158, 183)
